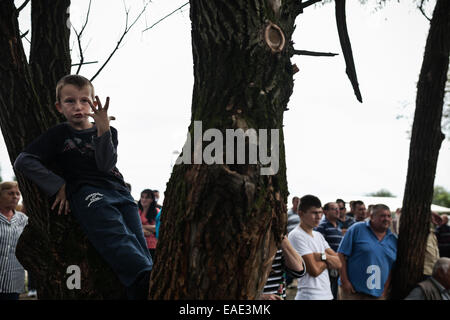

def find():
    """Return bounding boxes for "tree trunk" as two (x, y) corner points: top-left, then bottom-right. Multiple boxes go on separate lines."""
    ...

(0, 0), (125, 299)
(391, 0), (450, 300)
(149, 0), (303, 299)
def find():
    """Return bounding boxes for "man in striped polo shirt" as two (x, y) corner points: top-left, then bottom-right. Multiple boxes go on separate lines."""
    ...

(260, 236), (306, 300)
(315, 202), (344, 300)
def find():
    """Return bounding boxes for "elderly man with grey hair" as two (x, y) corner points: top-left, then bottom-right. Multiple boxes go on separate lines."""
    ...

(405, 257), (450, 300)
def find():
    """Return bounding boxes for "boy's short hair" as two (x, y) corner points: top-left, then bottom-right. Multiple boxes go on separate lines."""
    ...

(55, 74), (95, 103)
(299, 194), (322, 212)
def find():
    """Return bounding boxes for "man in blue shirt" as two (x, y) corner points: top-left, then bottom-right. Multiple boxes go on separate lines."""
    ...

(337, 204), (397, 299)
(315, 202), (344, 299)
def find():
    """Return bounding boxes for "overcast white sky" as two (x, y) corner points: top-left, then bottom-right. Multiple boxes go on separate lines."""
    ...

(1, 0), (449, 205)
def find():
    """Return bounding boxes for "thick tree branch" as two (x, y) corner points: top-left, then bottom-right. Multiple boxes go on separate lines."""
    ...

(300, 0), (322, 10)
(29, 0), (71, 115)
(335, 0), (363, 103)
(391, 0), (450, 299)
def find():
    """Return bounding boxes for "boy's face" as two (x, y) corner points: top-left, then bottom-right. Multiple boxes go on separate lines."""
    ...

(56, 84), (94, 129)
(300, 206), (322, 229)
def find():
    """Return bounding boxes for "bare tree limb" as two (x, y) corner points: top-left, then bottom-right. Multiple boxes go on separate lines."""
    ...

(294, 49), (338, 56)
(72, 0), (93, 75)
(20, 30), (31, 44)
(17, 0), (30, 13)
(418, 0), (431, 22)
(90, 0), (150, 81)
(20, 30), (29, 38)
(72, 61), (98, 66)
(300, 0), (322, 10)
(142, 2), (189, 33)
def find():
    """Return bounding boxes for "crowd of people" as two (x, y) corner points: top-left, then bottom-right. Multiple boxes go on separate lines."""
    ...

(273, 194), (450, 300)
(2, 181), (449, 300)
(1, 74), (449, 300)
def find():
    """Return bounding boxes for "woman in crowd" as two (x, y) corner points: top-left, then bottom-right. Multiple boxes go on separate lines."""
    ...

(138, 189), (159, 260)
(0, 181), (28, 300)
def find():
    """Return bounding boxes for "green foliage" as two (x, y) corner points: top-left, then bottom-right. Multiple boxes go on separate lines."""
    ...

(366, 188), (395, 197)
(433, 185), (450, 208)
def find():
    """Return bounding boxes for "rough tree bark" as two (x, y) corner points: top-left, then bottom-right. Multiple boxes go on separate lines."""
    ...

(391, 0), (450, 299)
(0, 0), (125, 299)
(148, 0), (306, 299)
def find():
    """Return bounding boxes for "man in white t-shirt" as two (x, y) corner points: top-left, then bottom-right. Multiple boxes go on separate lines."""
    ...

(288, 194), (342, 300)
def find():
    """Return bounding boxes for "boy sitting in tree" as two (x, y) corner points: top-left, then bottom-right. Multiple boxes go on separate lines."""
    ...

(14, 74), (152, 299)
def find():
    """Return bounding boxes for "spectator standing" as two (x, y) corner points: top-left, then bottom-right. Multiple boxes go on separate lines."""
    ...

(315, 202), (344, 299)
(336, 199), (346, 218)
(337, 204), (397, 300)
(260, 236), (306, 300)
(423, 212), (442, 280)
(347, 201), (355, 219)
(336, 199), (354, 234)
(288, 195), (341, 300)
(287, 196), (300, 234)
(153, 189), (162, 210)
(405, 257), (450, 300)
(436, 214), (450, 258)
(366, 205), (374, 221)
(0, 182), (28, 300)
(138, 189), (159, 260)
(17, 203), (37, 298)
(353, 200), (367, 222)
(155, 208), (162, 240)
(391, 208), (401, 235)
(286, 196), (300, 287)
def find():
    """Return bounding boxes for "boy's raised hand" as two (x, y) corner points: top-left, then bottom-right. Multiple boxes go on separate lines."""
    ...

(88, 96), (115, 136)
